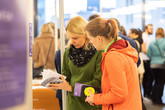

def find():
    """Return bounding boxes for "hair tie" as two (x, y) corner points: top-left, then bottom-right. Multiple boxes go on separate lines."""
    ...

(106, 20), (109, 24)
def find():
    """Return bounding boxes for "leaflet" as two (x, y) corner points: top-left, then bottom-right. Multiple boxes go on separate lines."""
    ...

(40, 69), (66, 87)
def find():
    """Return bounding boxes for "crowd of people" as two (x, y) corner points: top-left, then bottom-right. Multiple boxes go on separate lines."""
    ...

(32, 14), (165, 110)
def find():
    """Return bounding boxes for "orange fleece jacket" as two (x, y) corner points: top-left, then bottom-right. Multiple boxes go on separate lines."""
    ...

(93, 40), (142, 110)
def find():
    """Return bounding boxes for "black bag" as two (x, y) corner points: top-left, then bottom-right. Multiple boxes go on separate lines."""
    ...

(33, 38), (53, 78)
(33, 66), (44, 78)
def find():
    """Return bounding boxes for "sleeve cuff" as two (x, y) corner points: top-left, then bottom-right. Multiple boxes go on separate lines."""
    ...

(93, 94), (101, 105)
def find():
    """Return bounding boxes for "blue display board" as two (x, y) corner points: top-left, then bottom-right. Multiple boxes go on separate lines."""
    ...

(0, 0), (27, 109)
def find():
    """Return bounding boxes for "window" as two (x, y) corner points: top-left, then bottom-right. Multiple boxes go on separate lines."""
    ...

(35, 0), (165, 39)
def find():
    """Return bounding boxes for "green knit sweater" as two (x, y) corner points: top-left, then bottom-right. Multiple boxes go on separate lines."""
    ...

(62, 48), (102, 110)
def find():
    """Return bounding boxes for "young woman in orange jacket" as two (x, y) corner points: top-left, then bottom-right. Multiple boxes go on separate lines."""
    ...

(85, 18), (142, 110)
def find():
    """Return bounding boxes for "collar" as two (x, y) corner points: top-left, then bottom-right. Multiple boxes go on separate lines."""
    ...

(104, 37), (121, 52)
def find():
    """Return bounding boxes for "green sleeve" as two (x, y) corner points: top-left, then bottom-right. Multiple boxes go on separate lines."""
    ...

(84, 51), (103, 87)
(62, 49), (71, 82)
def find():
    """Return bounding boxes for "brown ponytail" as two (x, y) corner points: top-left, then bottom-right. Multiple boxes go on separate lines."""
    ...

(107, 19), (118, 41)
(85, 17), (118, 41)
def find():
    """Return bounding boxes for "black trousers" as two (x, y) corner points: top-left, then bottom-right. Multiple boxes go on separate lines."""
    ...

(58, 98), (62, 110)
(151, 68), (165, 104)
(142, 60), (153, 98)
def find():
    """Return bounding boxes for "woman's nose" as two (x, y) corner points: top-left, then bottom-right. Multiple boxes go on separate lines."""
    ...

(71, 39), (75, 44)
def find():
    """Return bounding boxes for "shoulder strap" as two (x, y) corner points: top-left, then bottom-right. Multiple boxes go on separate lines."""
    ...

(134, 40), (140, 52)
(156, 40), (164, 61)
(44, 38), (53, 68)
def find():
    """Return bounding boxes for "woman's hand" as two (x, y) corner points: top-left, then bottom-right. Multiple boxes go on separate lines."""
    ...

(48, 76), (72, 92)
(85, 89), (95, 106)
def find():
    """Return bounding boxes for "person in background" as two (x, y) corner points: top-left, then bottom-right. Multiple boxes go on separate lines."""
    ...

(47, 22), (55, 34)
(129, 28), (144, 84)
(88, 14), (100, 21)
(33, 23), (55, 78)
(120, 25), (127, 36)
(55, 29), (61, 73)
(47, 22), (61, 50)
(111, 18), (141, 67)
(129, 28), (143, 52)
(147, 28), (165, 105)
(49, 16), (102, 110)
(85, 17), (142, 110)
(141, 24), (154, 100)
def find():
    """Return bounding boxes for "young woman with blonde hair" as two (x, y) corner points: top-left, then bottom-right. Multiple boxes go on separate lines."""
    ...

(85, 18), (142, 110)
(147, 27), (165, 105)
(49, 16), (102, 110)
(33, 23), (55, 78)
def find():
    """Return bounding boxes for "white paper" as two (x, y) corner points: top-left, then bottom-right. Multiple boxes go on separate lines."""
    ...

(40, 69), (66, 87)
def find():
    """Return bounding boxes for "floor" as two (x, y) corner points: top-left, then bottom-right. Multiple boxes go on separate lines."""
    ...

(142, 85), (165, 110)
(144, 101), (165, 110)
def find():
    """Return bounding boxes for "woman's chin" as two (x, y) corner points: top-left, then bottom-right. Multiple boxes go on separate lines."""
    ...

(74, 45), (80, 48)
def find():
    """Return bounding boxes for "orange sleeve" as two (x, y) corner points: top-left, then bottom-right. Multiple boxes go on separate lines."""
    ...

(93, 52), (128, 105)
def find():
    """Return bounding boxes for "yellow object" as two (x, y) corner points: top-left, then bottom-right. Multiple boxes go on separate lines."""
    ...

(84, 87), (95, 96)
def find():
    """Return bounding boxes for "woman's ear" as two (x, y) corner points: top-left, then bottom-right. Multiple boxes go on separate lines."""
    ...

(97, 36), (103, 42)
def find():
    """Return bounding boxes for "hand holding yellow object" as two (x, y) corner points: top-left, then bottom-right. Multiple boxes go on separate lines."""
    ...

(84, 87), (95, 96)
